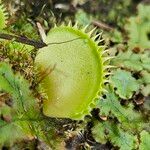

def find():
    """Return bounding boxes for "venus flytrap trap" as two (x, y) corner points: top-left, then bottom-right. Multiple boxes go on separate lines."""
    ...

(35, 23), (111, 120)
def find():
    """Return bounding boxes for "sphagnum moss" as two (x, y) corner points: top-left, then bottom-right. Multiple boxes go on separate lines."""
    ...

(35, 24), (111, 120)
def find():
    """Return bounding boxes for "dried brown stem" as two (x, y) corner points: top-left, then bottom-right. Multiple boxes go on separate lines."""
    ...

(0, 32), (47, 48)
(92, 20), (114, 31)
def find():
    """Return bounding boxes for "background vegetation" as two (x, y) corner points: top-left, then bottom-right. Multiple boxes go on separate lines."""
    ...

(0, 0), (150, 149)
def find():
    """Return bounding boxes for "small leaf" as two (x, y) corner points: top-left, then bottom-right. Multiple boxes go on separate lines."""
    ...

(75, 9), (91, 26)
(140, 71), (150, 84)
(111, 69), (139, 99)
(111, 51), (143, 72)
(0, 63), (39, 146)
(139, 131), (150, 150)
(126, 4), (150, 50)
(92, 121), (137, 150)
(97, 87), (142, 124)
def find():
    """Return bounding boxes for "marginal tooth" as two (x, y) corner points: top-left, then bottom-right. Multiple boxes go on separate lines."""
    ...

(98, 38), (105, 43)
(73, 22), (78, 28)
(68, 21), (72, 27)
(95, 38), (105, 46)
(104, 80), (111, 84)
(104, 65), (116, 69)
(103, 56), (115, 63)
(98, 47), (107, 53)
(92, 33), (101, 41)
(82, 24), (89, 32)
(97, 32), (103, 39)
(88, 27), (97, 37)
(99, 96), (103, 99)
(104, 72), (113, 76)
(102, 49), (109, 54)
(54, 24), (57, 28)
(99, 45), (107, 50)
(97, 91), (102, 97)
(60, 22), (65, 27)
(101, 89), (108, 93)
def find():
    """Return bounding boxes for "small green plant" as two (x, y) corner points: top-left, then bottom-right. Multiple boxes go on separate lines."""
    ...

(0, 1), (150, 149)
(91, 4), (150, 150)
(126, 4), (150, 50)
(35, 24), (110, 120)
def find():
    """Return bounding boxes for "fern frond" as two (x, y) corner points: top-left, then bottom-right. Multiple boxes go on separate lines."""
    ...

(0, 63), (39, 146)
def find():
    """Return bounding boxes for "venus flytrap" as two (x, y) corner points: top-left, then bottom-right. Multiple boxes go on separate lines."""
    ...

(35, 23), (111, 120)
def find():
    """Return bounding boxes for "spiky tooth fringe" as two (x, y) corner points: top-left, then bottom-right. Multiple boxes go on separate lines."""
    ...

(88, 27), (97, 37)
(104, 65), (116, 70)
(102, 56), (115, 63)
(60, 22), (65, 27)
(68, 21), (72, 27)
(101, 49), (109, 54)
(73, 22), (78, 28)
(99, 46), (107, 51)
(104, 79), (111, 84)
(92, 32), (102, 41)
(101, 88), (108, 94)
(103, 72), (113, 76)
(54, 23), (57, 28)
(81, 24), (89, 32)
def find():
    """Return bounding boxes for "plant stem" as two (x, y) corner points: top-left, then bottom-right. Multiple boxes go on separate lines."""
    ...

(0, 32), (47, 48)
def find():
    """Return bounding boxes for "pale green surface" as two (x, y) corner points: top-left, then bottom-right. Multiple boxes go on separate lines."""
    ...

(35, 26), (103, 119)
(139, 131), (150, 150)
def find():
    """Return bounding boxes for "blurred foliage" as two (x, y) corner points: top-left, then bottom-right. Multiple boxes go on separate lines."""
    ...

(92, 3), (150, 150)
(93, 120), (137, 150)
(126, 4), (150, 50)
(0, 0), (150, 149)
(111, 69), (139, 99)
(139, 131), (150, 150)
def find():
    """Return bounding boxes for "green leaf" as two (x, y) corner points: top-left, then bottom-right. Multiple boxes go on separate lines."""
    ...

(140, 71), (150, 84)
(140, 51), (150, 72)
(141, 84), (150, 96)
(0, 63), (38, 116)
(126, 4), (150, 50)
(111, 50), (143, 72)
(112, 50), (150, 72)
(139, 131), (150, 150)
(92, 121), (137, 150)
(0, 62), (62, 148)
(0, 120), (29, 147)
(111, 69), (139, 99)
(35, 25), (104, 120)
(110, 29), (123, 43)
(0, 62), (39, 146)
(75, 9), (91, 26)
(97, 87), (143, 127)
(97, 88), (128, 122)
